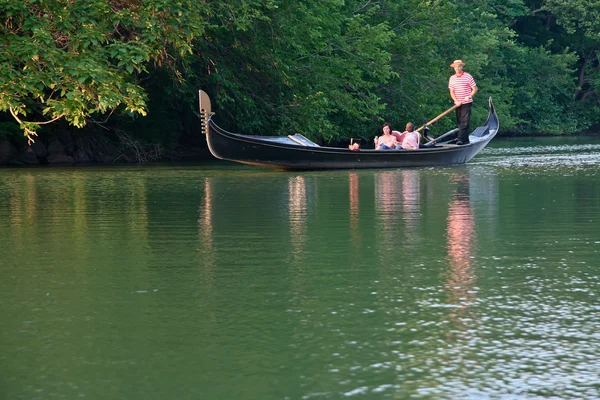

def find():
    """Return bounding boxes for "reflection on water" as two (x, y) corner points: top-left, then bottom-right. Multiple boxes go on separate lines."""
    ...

(374, 170), (422, 257)
(374, 171), (403, 256)
(476, 139), (600, 171)
(2, 142), (600, 400)
(288, 176), (308, 261)
(445, 172), (477, 290)
(348, 173), (362, 264)
(349, 173), (359, 223)
(399, 170), (421, 247)
(198, 177), (215, 270)
(444, 171), (478, 337)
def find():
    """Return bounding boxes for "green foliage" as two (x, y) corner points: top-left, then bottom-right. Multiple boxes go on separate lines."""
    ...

(505, 46), (578, 134)
(364, 1), (451, 126)
(195, 0), (395, 141)
(509, 0), (600, 133)
(545, 0), (600, 39)
(0, 0), (211, 138)
(2, 0), (600, 150)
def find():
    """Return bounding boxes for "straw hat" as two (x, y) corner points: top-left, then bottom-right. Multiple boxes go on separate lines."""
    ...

(450, 59), (466, 67)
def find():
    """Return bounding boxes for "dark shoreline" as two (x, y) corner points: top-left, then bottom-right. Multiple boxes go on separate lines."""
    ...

(0, 137), (213, 167)
(1, 134), (599, 167)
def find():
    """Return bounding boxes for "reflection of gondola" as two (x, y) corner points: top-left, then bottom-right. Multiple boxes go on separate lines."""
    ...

(199, 90), (499, 170)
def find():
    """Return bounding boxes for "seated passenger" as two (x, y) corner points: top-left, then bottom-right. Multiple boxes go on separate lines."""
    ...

(375, 122), (402, 150)
(399, 122), (420, 150)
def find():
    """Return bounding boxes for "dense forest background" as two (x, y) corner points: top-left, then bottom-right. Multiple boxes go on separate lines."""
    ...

(1, 0), (599, 162)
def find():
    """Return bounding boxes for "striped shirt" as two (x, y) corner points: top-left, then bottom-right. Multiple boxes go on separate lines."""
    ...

(449, 72), (476, 104)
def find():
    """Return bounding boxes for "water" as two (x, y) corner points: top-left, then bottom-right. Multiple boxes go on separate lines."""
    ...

(1, 137), (600, 399)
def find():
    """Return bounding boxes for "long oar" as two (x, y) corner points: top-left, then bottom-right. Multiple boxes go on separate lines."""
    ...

(416, 104), (458, 132)
(414, 104), (458, 143)
(424, 128), (459, 145)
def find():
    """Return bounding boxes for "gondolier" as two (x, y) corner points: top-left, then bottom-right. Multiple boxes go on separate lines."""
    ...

(448, 60), (478, 145)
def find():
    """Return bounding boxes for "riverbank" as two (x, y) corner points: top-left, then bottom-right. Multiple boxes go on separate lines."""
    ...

(0, 137), (212, 166)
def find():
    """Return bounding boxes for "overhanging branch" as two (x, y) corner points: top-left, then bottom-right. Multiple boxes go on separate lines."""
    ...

(9, 107), (65, 145)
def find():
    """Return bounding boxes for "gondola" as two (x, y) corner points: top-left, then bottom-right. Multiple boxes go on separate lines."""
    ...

(199, 90), (499, 170)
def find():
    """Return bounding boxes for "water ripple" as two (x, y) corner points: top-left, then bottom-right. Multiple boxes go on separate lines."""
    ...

(468, 140), (600, 173)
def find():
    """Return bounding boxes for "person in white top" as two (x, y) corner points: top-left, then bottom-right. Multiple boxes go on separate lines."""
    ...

(448, 59), (478, 145)
(400, 122), (420, 150)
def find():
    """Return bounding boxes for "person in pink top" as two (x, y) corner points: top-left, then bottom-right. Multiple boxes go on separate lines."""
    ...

(448, 60), (478, 145)
(399, 122), (420, 150)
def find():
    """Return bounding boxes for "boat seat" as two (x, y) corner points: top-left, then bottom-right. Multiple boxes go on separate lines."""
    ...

(288, 134), (320, 147)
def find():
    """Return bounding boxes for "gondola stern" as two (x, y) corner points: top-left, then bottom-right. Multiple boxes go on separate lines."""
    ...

(486, 96), (499, 133)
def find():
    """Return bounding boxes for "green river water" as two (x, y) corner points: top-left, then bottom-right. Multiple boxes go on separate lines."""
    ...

(1, 137), (600, 399)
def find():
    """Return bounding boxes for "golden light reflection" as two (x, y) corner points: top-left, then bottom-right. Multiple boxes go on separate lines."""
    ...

(72, 174), (90, 260)
(349, 172), (361, 263)
(195, 177), (217, 335)
(349, 172), (360, 223)
(198, 177), (215, 271)
(288, 176), (307, 261)
(7, 179), (23, 227)
(8, 175), (38, 230)
(24, 175), (38, 226)
(125, 176), (150, 251)
(6, 175), (40, 256)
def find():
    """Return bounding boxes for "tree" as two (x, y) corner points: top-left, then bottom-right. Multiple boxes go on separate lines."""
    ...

(544, 0), (600, 119)
(0, 0), (216, 143)
(2, 0), (596, 155)
(195, 0), (396, 142)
